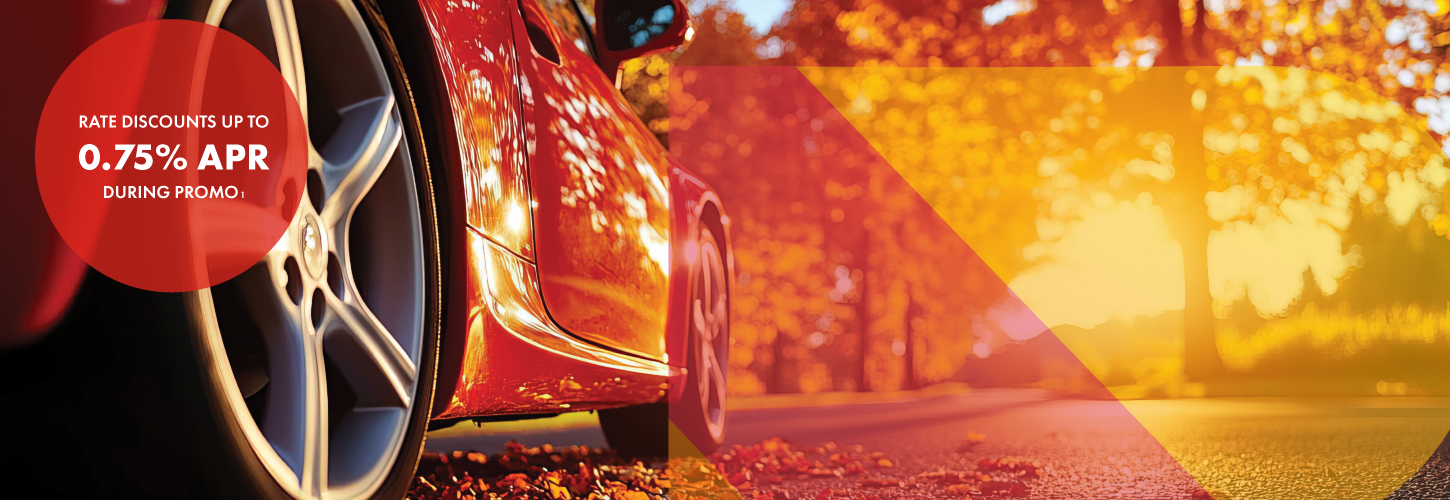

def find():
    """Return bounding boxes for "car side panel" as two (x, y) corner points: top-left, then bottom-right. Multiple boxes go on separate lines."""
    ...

(415, 0), (671, 418)
(413, 0), (533, 258)
(432, 229), (668, 419)
(413, 0), (534, 418)
(513, 0), (673, 360)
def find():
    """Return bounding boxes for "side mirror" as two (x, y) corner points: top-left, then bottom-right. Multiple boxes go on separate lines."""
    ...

(593, 0), (692, 81)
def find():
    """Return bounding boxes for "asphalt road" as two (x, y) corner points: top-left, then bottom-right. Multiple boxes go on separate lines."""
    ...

(1126, 397), (1450, 500)
(725, 389), (1206, 500)
(731, 390), (1450, 499)
(433, 389), (1450, 500)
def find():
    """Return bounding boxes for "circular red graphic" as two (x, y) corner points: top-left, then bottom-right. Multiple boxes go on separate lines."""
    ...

(36, 20), (307, 293)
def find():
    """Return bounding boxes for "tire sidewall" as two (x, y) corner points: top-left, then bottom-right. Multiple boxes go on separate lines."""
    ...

(354, 1), (444, 497)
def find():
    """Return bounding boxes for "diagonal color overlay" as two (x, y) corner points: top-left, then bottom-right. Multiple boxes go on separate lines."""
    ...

(671, 65), (1215, 499)
(802, 66), (1450, 499)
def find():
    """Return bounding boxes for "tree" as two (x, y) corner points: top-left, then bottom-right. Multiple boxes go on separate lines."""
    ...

(651, 0), (1450, 395)
(762, 0), (1450, 382)
(618, 2), (763, 147)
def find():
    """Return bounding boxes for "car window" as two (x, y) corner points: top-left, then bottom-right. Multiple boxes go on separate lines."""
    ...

(535, 0), (595, 60)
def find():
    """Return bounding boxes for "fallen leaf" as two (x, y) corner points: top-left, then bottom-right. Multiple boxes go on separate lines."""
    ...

(859, 478), (902, 488)
(981, 480), (1029, 497)
(945, 484), (979, 495)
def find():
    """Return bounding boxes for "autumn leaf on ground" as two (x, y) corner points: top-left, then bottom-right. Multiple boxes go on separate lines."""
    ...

(700, 438), (1051, 500)
(980, 480), (1030, 497)
(915, 470), (982, 486)
(710, 437), (894, 488)
(408, 441), (670, 500)
(857, 478), (902, 488)
(944, 483), (980, 495)
(957, 431), (988, 452)
(806, 467), (838, 477)
(976, 457), (1043, 478)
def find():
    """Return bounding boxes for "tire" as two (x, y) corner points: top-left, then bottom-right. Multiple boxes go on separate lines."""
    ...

(598, 400), (669, 458)
(600, 210), (730, 457)
(26, 1), (443, 498)
(185, 0), (441, 497)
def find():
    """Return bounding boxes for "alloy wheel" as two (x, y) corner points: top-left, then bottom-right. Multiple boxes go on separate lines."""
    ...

(187, 0), (425, 498)
(693, 228), (729, 438)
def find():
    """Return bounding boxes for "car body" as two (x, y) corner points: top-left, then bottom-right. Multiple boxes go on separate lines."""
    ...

(412, 0), (727, 423)
(2, 0), (727, 461)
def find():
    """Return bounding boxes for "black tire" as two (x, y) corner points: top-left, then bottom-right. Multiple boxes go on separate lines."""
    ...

(598, 401), (670, 458)
(0, 1), (445, 498)
(0, 274), (269, 499)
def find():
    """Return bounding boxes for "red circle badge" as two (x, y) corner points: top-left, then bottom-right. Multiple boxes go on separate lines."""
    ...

(36, 20), (307, 293)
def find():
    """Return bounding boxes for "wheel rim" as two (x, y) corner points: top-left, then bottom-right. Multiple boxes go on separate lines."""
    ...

(693, 228), (728, 438)
(190, 0), (425, 498)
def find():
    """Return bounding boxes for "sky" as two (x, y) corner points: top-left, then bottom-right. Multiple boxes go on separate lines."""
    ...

(730, 0), (792, 33)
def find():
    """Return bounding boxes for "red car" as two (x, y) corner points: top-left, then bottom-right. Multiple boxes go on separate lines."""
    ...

(0, 0), (730, 498)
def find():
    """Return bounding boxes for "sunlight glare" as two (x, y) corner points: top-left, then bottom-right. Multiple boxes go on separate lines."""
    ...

(1009, 199), (1184, 330)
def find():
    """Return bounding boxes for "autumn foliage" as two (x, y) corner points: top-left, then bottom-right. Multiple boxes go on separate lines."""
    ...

(627, 0), (1450, 396)
(408, 442), (666, 500)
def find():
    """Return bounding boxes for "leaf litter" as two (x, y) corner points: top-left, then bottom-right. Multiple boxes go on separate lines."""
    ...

(413, 434), (1050, 500)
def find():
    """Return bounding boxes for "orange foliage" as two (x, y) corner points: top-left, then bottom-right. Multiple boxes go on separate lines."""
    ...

(634, 0), (1450, 394)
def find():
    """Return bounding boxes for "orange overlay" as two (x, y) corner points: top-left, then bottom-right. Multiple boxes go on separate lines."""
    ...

(668, 66), (1450, 499)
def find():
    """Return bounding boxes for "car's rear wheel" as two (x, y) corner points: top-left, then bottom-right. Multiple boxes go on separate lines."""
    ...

(601, 214), (729, 457)
(170, 0), (440, 498)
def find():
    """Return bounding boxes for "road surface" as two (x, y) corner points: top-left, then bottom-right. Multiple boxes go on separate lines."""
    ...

(433, 389), (1450, 499)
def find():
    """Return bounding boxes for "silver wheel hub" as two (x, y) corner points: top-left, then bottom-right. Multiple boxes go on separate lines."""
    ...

(301, 215), (325, 278)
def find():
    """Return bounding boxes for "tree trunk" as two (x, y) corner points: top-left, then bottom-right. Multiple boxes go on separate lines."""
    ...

(1159, 0), (1225, 380)
(903, 286), (918, 390)
(770, 326), (786, 393)
(857, 227), (871, 392)
(1178, 176), (1224, 380)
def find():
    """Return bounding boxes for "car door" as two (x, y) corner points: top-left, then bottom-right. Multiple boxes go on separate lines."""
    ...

(509, 0), (673, 360)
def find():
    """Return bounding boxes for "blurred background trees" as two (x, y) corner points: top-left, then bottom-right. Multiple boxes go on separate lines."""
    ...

(631, 0), (1450, 397)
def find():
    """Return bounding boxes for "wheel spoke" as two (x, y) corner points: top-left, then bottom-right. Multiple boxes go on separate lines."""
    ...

(293, 291), (329, 498)
(319, 97), (402, 227)
(265, 0), (308, 121)
(318, 285), (416, 410)
(697, 326), (728, 425)
(705, 341), (727, 401)
(257, 245), (303, 307)
(694, 243), (728, 342)
(693, 299), (710, 341)
(698, 335), (716, 400)
(205, 0), (319, 170)
(232, 255), (328, 496)
(710, 294), (727, 340)
(207, 0), (309, 117)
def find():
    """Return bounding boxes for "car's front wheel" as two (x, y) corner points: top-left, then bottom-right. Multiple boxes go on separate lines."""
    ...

(170, 0), (441, 497)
